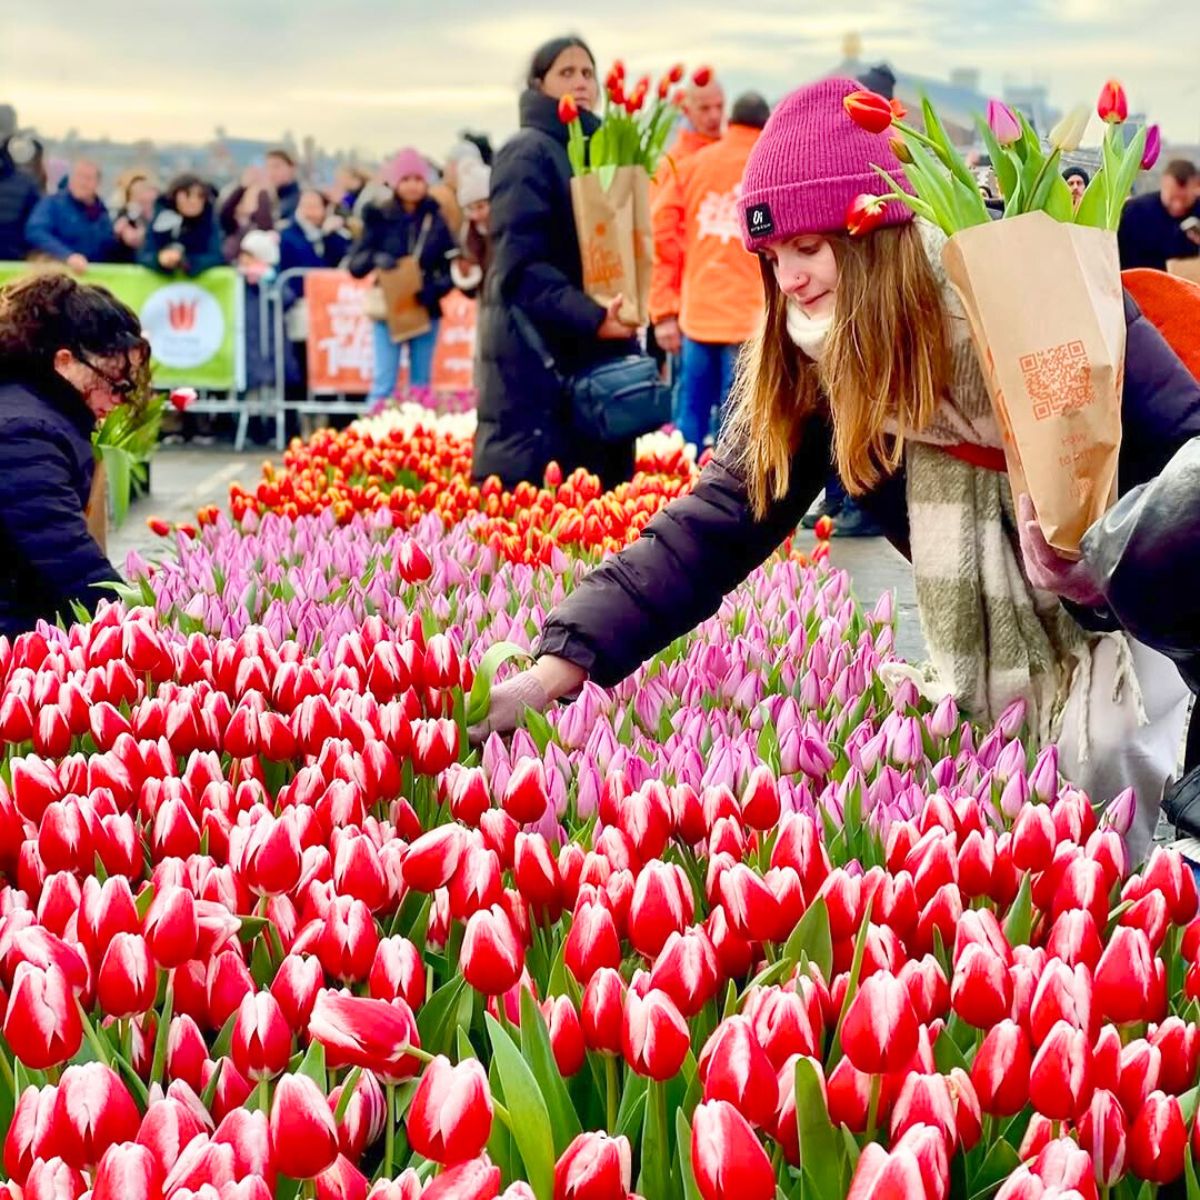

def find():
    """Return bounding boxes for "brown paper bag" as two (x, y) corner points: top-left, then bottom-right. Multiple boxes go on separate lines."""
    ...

(571, 165), (652, 327)
(86, 458), (108, 553)
(1167, 257), (1200, 285)
(378, 258), (432, 343)
(942, 211), (1124, 557)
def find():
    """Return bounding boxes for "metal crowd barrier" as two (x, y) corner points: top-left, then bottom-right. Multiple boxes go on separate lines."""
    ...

(270, 267), (373, 451)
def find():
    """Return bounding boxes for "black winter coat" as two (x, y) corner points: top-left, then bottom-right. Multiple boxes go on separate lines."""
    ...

(539, 293), (1200, 686)
(1082, 434), (1200, 691)
(471, 90), (637, 489)
(0, 376), (120, 638)
(346, 195), (455, 318)
(0, 152), (39, 261)
(138, 200), (225, 276)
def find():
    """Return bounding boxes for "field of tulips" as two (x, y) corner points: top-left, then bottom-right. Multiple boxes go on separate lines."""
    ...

(3, 403), (1200, 1200)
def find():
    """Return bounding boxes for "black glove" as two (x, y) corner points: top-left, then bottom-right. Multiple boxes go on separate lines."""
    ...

(373, 252), (398, 270)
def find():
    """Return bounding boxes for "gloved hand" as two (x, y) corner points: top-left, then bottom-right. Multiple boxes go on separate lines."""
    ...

(373, 252), (398, 270)
(467, 669), (551, 745)
(1017, 494), (1105, 607)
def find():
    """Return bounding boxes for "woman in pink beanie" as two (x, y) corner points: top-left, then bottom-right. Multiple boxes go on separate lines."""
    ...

(476, 77), (1196, 861)
(346, 147), (455, 398)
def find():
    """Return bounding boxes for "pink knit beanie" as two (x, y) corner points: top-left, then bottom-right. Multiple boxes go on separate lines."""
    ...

(740, 77), (913, 251)
(382, 147), (430, 186)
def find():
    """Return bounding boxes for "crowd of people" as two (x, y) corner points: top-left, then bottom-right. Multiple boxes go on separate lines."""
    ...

(0, 137), (495, 398)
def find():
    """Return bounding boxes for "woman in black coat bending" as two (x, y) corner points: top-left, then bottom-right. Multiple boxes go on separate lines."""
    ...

(472, 36), (640, 490)
(0, 273), (149, 636)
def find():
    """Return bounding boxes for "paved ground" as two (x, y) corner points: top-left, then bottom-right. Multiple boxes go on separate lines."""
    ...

(108, 446), (930, 659)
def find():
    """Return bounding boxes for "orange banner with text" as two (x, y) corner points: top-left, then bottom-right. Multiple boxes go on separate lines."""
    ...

(303, 270), (476, 395)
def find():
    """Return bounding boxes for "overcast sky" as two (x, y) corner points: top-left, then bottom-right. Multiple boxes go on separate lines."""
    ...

(4, 0), (1198, 160)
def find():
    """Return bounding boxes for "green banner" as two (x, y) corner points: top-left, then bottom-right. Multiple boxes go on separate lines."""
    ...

(0, 262), (244, 391)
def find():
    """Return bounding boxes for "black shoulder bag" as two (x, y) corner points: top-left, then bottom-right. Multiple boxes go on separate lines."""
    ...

(512, 308), (671, 443)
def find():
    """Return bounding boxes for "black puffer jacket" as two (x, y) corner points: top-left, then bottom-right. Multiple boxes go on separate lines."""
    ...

(0, 143), (39, 262)
(346, 194), (455, 318)
(472, 90), (638, 489)
(0, 376), (119, 637)
(138, 199), (225, 276)
(539, 294), (1200, 686)
(1081, 435), (1200, 691)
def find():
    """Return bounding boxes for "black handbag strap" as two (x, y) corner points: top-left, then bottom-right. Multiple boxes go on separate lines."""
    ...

(512, 307), (566, 387)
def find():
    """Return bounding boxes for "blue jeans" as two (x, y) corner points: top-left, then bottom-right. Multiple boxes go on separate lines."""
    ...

(369, 318), (440, 400)
(677, 337), (740, 448)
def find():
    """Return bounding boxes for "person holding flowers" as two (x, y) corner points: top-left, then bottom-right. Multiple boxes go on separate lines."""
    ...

(472, 35), (640, 490)
(0, 273), (146, 635)
(479, 76), (1200, 861)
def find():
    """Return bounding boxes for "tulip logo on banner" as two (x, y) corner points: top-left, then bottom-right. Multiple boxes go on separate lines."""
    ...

(140, 283), (225, 370)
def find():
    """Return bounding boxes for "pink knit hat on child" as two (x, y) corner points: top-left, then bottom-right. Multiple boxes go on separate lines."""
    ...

(382, 147), (431, 186)
(740, 77), (913, 252)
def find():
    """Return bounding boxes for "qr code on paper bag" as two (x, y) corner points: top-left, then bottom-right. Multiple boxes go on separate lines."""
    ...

(1019, 340), (1094, 421)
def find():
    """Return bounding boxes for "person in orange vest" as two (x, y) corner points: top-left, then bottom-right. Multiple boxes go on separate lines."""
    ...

(646, 70), (725, 375)
(650, 93), (770, 450)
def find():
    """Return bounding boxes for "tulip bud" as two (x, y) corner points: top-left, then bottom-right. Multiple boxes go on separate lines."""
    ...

(622, 988), (690, 1080)
(1097, 79), (1128, 124)
(986, 99), (1022, 146)
(460, 904), (525, 996)
(1141, 124), (1162, 171)
(555, 1132), (632, 1200)
(1029, 1020), (1093, 1120)
(1048, 104), (1090, 153)
(557, 94), (579, 125)
(96, 931), (157, 1019)
(846, 193), (888, 238)
(406, 1055), (493, 1166)
(231, 991), (293, 1081)
(581, 967), (626, 1055)
(269, 1073), (340, 1180)
(51, 1063), (141, 1170)
(1128, 1090), (1186, 1184)
(843, 89), (895, 134)
(840, 972), (919, 1075)
(3, 962), (84, 1070)
(691, 1100), (775, 1200)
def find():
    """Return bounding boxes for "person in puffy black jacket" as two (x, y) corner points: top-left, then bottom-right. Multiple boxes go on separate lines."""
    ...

(0, 273), (150, 637)
(139, 174), (224, 276)
(0, 136), (40, 262)
(347, 147), (455, 397)
(472, 36), (641, 490)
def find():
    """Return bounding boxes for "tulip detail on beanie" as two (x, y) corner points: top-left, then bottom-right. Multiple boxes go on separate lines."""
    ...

(739, 77), (914, 252)
(383, 147), (431, 186)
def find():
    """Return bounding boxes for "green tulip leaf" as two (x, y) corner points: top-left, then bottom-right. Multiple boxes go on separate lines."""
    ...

(485, 1013), (556, 1200)
(795, 1056), (844, 1197)
(782, 897), (833, 981)
(465, 641), (531, 728)
(519, 988), (582, 1156)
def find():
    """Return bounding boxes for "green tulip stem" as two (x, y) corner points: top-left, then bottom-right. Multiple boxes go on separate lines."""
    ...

(605, 1055), (619, 1131)
(864, 1073), (883, 1146)
(384, 1082), (397, 1179)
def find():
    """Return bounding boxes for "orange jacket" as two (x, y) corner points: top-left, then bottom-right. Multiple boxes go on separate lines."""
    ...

(649, 124), (763, 345)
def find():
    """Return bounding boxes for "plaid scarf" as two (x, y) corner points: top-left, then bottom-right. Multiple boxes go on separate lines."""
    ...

(901, 222), (1098, 744)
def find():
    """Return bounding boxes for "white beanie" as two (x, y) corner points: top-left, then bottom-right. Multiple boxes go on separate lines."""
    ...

(457, 162), (491, 208)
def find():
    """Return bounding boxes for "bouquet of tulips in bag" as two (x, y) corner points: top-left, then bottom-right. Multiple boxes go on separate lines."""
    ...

(845, 79), (1159, 557)
(87, 386), (197, 549)
(558, 63), (706, 327)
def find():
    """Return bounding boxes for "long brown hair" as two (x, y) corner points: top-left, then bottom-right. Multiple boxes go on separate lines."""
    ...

(724, 223), (952, 518)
